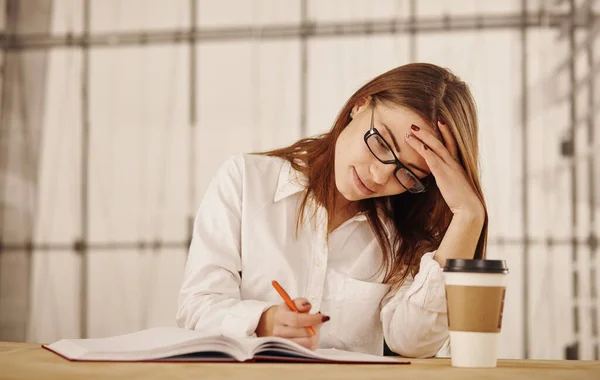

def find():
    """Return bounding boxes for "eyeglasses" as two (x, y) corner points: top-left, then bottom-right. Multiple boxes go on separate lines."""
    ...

(363, 104), (427, 194)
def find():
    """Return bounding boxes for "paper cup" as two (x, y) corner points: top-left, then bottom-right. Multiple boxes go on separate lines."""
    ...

(443, 259), (509, 368)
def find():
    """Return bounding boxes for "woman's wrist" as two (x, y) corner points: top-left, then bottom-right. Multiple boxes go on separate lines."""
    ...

(433, 213), (485, 267)
(453, 202), (486, 224)
(453, 210), (485, 230)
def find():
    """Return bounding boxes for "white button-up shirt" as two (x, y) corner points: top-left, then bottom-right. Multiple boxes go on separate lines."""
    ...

(176, 154), (449, 357)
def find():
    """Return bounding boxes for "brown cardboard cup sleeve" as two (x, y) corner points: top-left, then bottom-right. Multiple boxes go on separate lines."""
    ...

(445, 285), (506, 333)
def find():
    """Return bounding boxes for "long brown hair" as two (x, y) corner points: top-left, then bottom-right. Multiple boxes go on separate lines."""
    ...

(260, 63), (487, 286)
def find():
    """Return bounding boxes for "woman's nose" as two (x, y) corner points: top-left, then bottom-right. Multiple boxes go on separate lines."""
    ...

(370, 161), (396, 185)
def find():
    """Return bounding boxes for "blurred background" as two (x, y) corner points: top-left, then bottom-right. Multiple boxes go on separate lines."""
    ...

(0, 0), (598, 361)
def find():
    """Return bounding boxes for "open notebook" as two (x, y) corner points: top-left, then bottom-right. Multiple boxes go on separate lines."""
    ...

(43, 327), (408, 364)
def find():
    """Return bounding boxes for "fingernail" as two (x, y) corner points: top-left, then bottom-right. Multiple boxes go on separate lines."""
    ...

(424, 144), (429, 150)
(438, 117), (446, 125)
(302, 301), (311, 306)
(411, 124), (420, 131)
(322, 315), (330, 322)
(405, 132), (410, 139)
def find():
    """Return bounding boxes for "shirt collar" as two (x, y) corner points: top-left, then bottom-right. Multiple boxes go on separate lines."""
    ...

(273, 159), (368, 223)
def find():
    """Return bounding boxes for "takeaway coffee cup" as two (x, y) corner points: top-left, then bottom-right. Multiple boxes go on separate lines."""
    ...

(443, 259), (509, 368)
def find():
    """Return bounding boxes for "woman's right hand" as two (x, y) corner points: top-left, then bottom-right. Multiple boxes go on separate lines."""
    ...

(256, 297), (330, 350)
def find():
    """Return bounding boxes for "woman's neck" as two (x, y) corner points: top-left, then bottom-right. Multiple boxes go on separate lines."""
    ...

(329, 192), (359, 233)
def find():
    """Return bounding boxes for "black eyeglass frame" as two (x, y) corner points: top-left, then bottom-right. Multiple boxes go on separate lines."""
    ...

(362, 104), (427, 194)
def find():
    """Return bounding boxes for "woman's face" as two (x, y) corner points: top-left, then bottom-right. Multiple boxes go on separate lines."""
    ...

(334, 100), (437, 202)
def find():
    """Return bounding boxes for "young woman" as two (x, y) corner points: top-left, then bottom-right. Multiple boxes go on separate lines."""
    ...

(176, 63), (487, 358)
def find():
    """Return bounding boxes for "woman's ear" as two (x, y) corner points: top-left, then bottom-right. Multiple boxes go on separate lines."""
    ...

(350, 96), (372, 119)
(350, 104), (359, 119)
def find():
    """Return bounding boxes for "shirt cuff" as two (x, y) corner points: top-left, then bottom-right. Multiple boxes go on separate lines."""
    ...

(221, 300), (276, 338)
(404, 251), (447, 313)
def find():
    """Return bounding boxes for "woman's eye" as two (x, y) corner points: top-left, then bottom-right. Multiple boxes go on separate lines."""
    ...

(380, 129), (394, 146)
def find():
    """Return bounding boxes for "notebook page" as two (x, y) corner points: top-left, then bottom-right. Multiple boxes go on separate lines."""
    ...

(250, 337), (403, 363)
(44, 327), (249, 361)
(313, 348), (402, 363)
(47, 327), (211, 353)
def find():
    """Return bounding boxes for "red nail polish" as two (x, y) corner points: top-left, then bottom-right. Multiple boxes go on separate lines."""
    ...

(438, 118), (446, 125)
(411, 124), (420, 132)
(322, 315), (330, 322)
(424, 144), (429, 150)
(302, 302), (311, 306)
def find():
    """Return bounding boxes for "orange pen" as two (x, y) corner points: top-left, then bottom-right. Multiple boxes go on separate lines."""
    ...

(271, 280), (316, 336)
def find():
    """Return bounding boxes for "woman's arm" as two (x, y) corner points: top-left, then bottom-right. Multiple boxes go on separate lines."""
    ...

(380, 251), (448, 358)
(406, 119), (486, 268)
(380, 213), (484, 357)
(176, 155), (275, 338)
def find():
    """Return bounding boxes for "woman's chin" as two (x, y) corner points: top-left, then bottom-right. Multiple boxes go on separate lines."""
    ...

(338, 186), (363, 202)
(335, 174), (365, 202)
(333, 183), (354, 202)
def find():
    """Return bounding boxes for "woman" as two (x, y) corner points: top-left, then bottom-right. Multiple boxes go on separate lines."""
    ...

(176, 62), (487, 358)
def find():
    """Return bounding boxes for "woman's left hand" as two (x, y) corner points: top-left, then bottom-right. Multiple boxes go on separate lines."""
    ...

(405, 120), (484, 220)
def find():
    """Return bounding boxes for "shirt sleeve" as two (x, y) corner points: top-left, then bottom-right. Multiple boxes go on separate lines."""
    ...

(380, 251), (449, 358)
(176, 155), (276, 338)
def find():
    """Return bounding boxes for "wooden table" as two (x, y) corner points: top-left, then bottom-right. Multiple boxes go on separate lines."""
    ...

(1, 341), (599, 380)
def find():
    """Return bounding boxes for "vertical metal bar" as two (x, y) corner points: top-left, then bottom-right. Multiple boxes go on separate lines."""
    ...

(80, 0), (90, 339)
(188, 0), (197, 246)
(0, 0), (10, 321)
(409, 0), (416, 61)
(568, 0), (580, 359)
(299, 0), (308, 138)
(0, 1), (9, 242)
(585, 2), (598, 360)
(520, 0), (529, 360)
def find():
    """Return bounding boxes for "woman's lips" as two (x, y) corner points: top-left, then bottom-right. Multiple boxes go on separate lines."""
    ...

(353, 167), (375, 196)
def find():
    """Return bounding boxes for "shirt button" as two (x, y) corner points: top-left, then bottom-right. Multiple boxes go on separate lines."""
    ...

(310, 296), (317, 304)
(316, 259), (324, 268)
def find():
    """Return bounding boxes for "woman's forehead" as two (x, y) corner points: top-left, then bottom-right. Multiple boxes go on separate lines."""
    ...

(378, 103), (439, 136)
